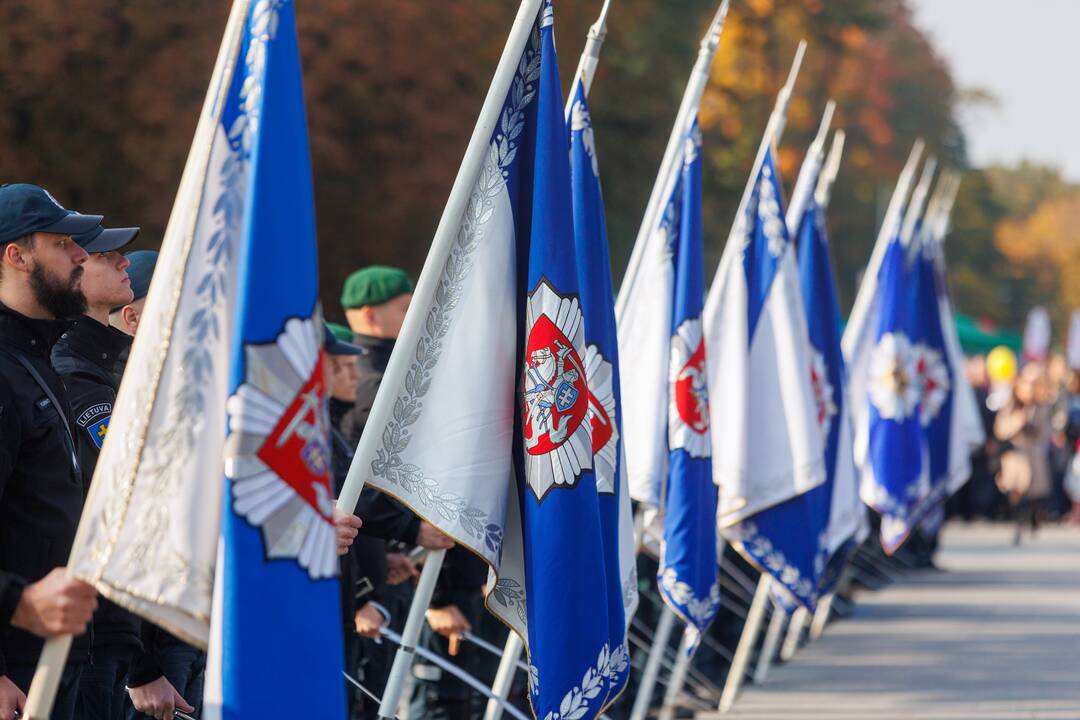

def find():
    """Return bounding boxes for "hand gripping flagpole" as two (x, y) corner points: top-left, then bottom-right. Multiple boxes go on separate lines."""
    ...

(616, 0), (729, 318)
(335, 0), (544, 516)
(841, 138), (925, 359)
(22, 2), (253, 718)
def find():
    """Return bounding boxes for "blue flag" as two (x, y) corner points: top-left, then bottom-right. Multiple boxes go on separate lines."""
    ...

(568, 79), (635, 700)
(796, 194), (862, 594)
(724, 148), (828, 610)
(212, 1), (345, 716)
(863, 236), (928, 552)
(657, 118), (720, 650)
(514, 4), (626, 718)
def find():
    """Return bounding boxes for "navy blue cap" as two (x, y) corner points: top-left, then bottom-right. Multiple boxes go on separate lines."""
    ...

(323, 322), (362, 356)
(124, 250), (158, 303)
(0, 184), (103, 245)
(75, 225), (140, 253)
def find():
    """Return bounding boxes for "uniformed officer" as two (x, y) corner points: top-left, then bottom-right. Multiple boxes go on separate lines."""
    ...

(0, 184), (103, 720)
(49, 226), (148, 720)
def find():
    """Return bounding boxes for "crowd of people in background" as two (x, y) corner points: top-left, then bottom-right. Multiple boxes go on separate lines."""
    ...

(950, 351), (1080, 542)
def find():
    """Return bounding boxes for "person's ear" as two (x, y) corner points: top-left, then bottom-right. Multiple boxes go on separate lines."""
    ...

(3, 241), (29, 273)
(123, 305), (140, 334)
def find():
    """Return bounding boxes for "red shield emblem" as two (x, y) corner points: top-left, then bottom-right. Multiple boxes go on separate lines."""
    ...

(523, 314), (588, 454)
(674, 340), (708, 433)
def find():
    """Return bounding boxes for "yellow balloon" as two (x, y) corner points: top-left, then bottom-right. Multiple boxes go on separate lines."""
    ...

(986, 345), (1017, 383)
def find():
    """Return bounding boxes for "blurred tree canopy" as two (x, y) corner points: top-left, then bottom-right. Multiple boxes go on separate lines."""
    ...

(0, 0), (1071, 333)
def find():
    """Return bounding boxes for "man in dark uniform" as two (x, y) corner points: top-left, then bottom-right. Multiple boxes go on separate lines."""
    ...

(0, 184), (103, 720)
(338, 267), (453, 719)
(50, 228), (186, 720)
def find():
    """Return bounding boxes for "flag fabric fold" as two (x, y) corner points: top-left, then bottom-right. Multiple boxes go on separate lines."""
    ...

(709, 147), (826, 608)
(568, 77), (638, 680)
(795, 191), (864, 593)
(653, 118), (720, 648)
(360, 4), (628, 718)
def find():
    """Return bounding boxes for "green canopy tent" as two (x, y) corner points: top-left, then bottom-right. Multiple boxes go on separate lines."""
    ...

(952, 312), (1022, 356)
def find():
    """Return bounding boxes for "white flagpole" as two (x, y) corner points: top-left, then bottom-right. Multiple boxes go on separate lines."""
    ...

(658, 628), (695, 720)
(718, 575), (772, 713)
(841, 138), (925, 358)
(784, 100), (836, 238)
(616, 0), (730, 317)
(23, 2), (253, 718)
(753, 599), (787, 684)
(336, 0), (543, 514)
(900, 155), (937, 248)
(779, 605), (809, 661)
(569, 0), (613, 99)
(483, 629), (524, 720)
(809, 592), (836, 640)
(815, 129), (846, 208)
(629, 604), (678, 720)
(376, 549), (447, 720)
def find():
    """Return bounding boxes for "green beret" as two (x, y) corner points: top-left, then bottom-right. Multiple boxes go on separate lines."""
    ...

(341, 265), (414, 310)
(327, 322), (354, 343)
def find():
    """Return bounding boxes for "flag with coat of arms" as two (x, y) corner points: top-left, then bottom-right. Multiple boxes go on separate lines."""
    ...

(795, 183), (864, 593)
(567, 75), (638, 678)
(705, 146), (826, 609)
(66, 1), (346, 717)
(354, 3), (629, 719)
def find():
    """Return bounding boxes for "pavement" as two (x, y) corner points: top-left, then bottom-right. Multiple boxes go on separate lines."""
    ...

(709, 522), (1080, 720)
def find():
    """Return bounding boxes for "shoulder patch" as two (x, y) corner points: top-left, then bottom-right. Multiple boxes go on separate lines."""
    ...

(77, 402), (113, 450)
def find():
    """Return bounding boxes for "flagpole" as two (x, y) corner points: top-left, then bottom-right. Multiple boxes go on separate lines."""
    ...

(569, 0), (613, 99)
(900, 155), (937, 248)
(376, 548), (447, 720)
(615, 0), (729, 317)
(753, 598), (787, 683)
(482, 631), (524, 720)
(785, 100), (835, 237)
(779, 605), (809, 660)
(841, 138), (925, 358)
(657, 627), (695, 720)
(809, 592), (836, 640)
(718, 575), (772, 713)
(22, 2), (253, 718)
(336, 0), (543, 514)
(814, 129), (846, 208)
(629, 604), (678, 720)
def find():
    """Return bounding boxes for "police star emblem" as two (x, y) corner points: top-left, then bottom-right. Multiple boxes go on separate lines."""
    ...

(522, 280), (593, 501)
(224, 315), (337, 580)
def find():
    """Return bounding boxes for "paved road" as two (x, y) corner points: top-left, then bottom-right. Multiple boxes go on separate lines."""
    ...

(716, 523), (1080, 720)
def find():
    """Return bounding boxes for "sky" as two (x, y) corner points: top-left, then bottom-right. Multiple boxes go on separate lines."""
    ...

(909, 0), (1080, 181)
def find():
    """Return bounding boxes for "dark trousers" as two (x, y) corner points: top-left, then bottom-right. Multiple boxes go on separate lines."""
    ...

(409, 592), (485, 720)
(76, 652), (130, 720)
(354, 582), (413, 720)
(127, 643), (205, 719)
(7, 663), (82, 720)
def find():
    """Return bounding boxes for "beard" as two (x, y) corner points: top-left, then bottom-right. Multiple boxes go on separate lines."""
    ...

(30, 263), (87, 319)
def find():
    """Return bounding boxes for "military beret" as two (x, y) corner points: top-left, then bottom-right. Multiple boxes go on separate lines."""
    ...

(340, 265), (414, 310)
(327, 322), (354, 344)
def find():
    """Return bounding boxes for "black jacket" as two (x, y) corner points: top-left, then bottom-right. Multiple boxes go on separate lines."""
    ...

(51, 318), (142, 656)
(0, 303), (88, 675)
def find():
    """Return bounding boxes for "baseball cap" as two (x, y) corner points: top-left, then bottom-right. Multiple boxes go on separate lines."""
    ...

(124, 250), (158, 303)
(0, 184), (103, 245)
(323, 322), (363, 356)
(74, 225), (140, 253)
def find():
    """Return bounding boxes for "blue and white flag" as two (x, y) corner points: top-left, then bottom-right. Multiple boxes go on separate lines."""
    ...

(650, 118), (721, 648)
(358, 4), (626, 719)
(851, 233), (929, 553)
(568, 79), (638, 687)
(708, 147), (826, 609)
(209, 1), (344, 716)
(795, 192), (863, 593)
